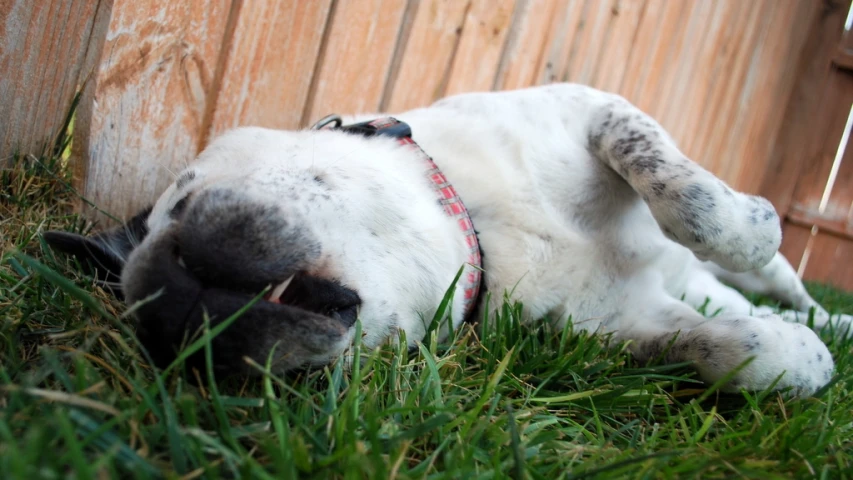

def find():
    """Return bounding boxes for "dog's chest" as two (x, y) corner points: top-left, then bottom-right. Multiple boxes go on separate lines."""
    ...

(393, 102), (694, 321)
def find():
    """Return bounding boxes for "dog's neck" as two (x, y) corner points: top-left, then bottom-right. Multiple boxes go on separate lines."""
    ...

(314, 116), (483, 320)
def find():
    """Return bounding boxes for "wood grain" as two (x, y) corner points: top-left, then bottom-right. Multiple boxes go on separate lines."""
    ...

(790, 69), (853, 217)
(678, 0), (745, 159)
(383, 0), (470, 112)
(208, 0), (333, 137)
(562, 0), (616, 85)
(78, 0), (232, 222)
(779, 222), (813, 273)
(783, 62), (853, 242)
(802, 229), (853, 288)
(623, 0), (690, 117)
(688, 0), (760, 175)
(494, 0), (560, 91)
(788, 206), (853, 240)
(615, 0), (664, 101)
(0, 0), (112, 161)
(535, 0), (586, 85)
(304, 0), (408, 123)
(760, 0), (850, 212)
(728, 0), (817, 194)
(593, 0), (647, 95)
(654, 0), (716, 149)
(444, 0), (516, 95)
(825, 122), (853, 231)
(699, 1), (768, 186)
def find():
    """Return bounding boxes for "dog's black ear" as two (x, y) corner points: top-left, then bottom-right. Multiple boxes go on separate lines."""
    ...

(42, 206), (153, 298)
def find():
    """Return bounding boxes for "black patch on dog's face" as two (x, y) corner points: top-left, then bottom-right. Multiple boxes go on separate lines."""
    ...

(45, 187), (361, 376)
(169, 194), (191, 219)
(123, 231), (360, 373)
(175, 188), (321, 293)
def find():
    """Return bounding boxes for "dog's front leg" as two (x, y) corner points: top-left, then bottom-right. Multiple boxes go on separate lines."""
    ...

(573, 86), (782, 273)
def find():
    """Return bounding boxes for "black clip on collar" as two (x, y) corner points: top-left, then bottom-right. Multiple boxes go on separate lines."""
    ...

(311, 114), (412, 139)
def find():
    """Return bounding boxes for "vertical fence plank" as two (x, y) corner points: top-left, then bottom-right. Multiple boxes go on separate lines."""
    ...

(78, 0), (232, 221)
(716, 0), (786, 186)
(444, 0), (516, 95)
(790, 72), (853, 216)
(730, 0), (818, 193)
(802, 232), (853, 287)
(620, 0), (688, 117)
(688, 0), (759, 174)
(305, 0), (408, 122)
(760, 0), (851, 214)
(785, 129), (853, 236)
(678, 0), (744, 159)
(653, 0), (715, 147)
(562, 0), (616, 86)
(592, 0), (647, 95)
(536, 0), (586, 85)
(494, 0), (559, 91)
(383, 0), (470, 112)
(0, 0), (112, 161)
(613, 0), (662, 99)
(779, 223), (812, 272)
(208, 0), (333, 137)
(824, 137), (853, 230)
(696, 1), (767, 185)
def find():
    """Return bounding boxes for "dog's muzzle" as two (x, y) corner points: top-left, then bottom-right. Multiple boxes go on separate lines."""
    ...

(123, 203), (359, 374)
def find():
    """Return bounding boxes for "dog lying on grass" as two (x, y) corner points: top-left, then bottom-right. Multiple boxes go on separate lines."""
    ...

(45, 84), (852, 397)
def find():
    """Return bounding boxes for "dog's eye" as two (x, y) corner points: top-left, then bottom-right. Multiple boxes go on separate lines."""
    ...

(169, 195), (190, 219)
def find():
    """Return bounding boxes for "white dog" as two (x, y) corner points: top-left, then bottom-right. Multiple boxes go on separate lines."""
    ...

(46, 84), (851, 396)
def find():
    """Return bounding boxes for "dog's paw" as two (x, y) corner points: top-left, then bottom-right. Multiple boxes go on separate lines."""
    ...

(686, 314), (833, 397)
(696, 194), (781, 273)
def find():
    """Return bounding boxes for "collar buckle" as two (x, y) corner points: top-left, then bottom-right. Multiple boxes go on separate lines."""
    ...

(312, 115), (413, 139)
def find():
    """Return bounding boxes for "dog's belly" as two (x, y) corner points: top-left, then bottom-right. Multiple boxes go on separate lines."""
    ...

(396, 93), (696, 330)
(470, 196), (697, 331)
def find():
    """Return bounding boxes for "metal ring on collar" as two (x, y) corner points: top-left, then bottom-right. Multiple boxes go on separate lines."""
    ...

(311, 114), (343, 130)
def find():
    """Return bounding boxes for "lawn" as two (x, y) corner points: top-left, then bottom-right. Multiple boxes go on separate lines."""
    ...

(2, 142), (853, 479)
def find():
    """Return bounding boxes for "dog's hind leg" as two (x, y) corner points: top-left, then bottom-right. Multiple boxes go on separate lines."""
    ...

(584, 93), (781, 273)
(613, 295), (834, 397)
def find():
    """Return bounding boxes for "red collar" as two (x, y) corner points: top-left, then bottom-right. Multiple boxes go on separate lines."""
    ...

(313, 116), (482, 320)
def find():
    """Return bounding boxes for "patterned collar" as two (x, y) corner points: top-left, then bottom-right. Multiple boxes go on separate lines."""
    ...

(311, 115), (483, 320)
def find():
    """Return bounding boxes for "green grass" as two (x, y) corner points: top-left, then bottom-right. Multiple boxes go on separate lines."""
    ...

(3, 148), (853, 479)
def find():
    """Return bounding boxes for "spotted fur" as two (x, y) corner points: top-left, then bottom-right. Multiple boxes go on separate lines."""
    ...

(46, 84), (852, 396)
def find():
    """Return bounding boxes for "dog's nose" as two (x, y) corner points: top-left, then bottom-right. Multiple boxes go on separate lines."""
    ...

(120, 231), (204, 367)
(121, 230), (350, 373)
(175, 188), (316, 293)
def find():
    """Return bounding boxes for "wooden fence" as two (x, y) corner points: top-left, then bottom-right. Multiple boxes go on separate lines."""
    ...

(766, 0), (853, 289)
(2, 0), (852, 290)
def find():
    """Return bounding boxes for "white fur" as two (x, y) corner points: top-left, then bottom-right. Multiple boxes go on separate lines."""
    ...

(145, 84), (850, 396)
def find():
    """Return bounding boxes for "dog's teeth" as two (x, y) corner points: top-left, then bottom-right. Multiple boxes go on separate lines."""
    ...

(177, 256), (186, 268)
(270, 275), (294, 301)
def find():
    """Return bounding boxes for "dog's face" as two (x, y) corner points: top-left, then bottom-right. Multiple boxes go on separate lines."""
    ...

(46, 127), (470, 374)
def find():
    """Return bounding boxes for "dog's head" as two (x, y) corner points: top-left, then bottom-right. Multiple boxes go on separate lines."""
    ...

(45, 126), (470, 375)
